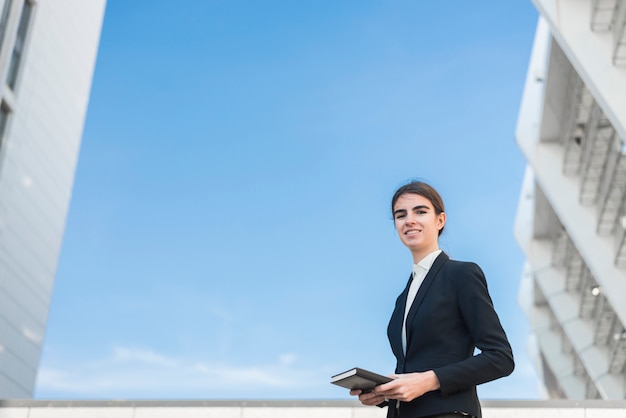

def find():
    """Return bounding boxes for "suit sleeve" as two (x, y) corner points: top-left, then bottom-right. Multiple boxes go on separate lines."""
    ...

(433, 263), (514, 396)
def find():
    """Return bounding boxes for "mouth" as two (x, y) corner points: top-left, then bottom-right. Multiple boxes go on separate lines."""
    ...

(405, 229), (421, 236)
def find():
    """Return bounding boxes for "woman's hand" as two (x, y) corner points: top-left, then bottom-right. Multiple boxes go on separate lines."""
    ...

(373, 370), (440, 402)
(349, 388), (387, 406)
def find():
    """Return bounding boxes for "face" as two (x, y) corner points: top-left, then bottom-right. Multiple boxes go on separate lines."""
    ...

(393, 193), (446, 259)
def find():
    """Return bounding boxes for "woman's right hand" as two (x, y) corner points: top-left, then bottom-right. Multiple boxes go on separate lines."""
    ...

(349, 388), (387, 406)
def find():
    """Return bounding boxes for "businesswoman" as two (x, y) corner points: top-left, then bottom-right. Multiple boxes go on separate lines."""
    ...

(351, 181), (514, 418)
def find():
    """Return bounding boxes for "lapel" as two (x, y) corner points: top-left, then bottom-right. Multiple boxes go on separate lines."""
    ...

(404, 252), (448, 348)
(390, 272), (414, 362)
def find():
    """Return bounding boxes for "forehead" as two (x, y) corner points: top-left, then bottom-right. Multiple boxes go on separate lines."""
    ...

(394, 193), (432, 210)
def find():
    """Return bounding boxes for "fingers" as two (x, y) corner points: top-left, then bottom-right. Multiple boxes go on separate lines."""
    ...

(374, 372), (432, 403)
(349, 389), (381, 406)
(349, 384), (397, 406)
(359, 391), (387, 406)
(375, 378), (415, 401)
(375, 379), (398, 394)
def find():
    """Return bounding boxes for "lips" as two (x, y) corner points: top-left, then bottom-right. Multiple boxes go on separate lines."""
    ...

(405, 229), (421, 236)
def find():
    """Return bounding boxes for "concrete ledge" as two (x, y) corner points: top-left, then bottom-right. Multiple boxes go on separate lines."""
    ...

(1, 399), (626, 407)
(1, 400), (626, 418)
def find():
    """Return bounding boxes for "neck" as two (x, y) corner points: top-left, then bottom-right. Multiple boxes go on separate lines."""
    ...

(412, 247), (439, 264)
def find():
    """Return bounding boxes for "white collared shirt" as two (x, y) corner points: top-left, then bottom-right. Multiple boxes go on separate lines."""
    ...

(402, 249), (442, 354)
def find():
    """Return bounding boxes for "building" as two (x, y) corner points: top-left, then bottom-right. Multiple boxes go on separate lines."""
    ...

(0, 0), (106, 397)
(515, 0), (626, 399)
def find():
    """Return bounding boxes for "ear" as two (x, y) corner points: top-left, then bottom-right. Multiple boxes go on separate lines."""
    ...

(437, 212), (446, 230)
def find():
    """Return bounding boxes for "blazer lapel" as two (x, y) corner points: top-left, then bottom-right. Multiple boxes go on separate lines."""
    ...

(404, 252), (449, 348)
(390, 273), (414, 362)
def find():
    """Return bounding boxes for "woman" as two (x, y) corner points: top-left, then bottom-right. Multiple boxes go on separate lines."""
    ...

(351, 181), (514, 418)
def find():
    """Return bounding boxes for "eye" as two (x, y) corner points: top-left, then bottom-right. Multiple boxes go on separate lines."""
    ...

(395, 213), (406, 219)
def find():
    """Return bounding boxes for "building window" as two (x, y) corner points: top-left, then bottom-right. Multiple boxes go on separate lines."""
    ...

(6, 0), (32, 90)
(0, 100), (10, 152)
(0, 0), (14, 55)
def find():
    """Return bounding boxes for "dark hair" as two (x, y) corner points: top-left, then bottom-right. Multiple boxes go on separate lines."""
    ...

(391, 181), (446, 236)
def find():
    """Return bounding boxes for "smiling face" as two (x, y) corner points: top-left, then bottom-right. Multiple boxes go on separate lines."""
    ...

(393, 193), (446, 263)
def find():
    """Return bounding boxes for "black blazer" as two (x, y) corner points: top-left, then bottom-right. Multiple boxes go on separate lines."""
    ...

(386, 252), (514, 418)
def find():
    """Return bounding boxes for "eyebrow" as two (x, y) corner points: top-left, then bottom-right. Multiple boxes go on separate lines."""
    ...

(393, 205), (431, 216)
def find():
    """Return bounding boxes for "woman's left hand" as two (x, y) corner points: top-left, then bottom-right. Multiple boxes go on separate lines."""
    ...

(373, 370), (440, 402)
(349, 388), (387, 406)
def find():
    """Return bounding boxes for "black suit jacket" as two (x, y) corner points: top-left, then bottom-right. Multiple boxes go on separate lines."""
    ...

(386, 252), (514, 418)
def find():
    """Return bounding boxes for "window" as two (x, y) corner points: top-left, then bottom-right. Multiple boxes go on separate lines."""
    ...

(6, 0), (32, 90)
(0, 0), (14, 55)
(0, 100), (10, 153)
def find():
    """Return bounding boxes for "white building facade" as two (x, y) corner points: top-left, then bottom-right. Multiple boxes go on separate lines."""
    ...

(515, 0), (626, 399)
(0, 0), (105, 397)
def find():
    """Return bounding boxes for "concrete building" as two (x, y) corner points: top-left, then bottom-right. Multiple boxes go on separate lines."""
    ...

(0, 0), (106, 397)
(515, 0), (626, 399)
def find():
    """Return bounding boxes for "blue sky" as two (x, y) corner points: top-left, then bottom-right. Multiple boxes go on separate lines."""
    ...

(36, 0), (542, 400)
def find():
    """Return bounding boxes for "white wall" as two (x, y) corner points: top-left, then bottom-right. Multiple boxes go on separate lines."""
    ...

(1, 400), (626, 418)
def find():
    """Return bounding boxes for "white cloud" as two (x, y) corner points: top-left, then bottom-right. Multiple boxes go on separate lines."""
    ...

(36, 346), (327, 399)
(111, 346), (180, 368)
(279, 353), (297, 366)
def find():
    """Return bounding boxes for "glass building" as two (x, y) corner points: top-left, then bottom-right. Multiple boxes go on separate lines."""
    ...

(515, 0), (626, 399)
(0, 0), (105, 397)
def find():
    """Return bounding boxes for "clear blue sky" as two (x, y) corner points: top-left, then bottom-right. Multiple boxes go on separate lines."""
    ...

(36, 0), (542, 400)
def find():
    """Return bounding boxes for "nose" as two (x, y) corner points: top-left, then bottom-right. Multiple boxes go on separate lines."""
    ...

(405, 213), (417, 224)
